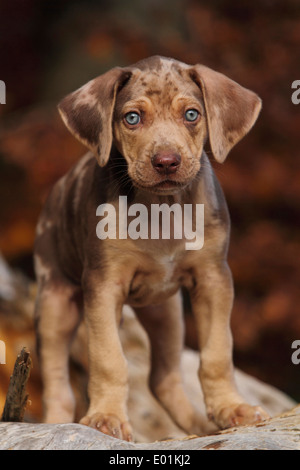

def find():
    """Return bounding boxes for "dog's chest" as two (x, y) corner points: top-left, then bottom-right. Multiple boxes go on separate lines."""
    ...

(127, 252), (189, 306)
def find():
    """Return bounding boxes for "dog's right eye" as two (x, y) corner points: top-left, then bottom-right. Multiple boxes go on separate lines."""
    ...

(124, 112), (141, 126)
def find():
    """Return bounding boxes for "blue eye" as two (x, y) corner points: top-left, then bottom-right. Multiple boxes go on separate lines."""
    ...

(185, 109), (199, 122)
(124, 112), (141, 126)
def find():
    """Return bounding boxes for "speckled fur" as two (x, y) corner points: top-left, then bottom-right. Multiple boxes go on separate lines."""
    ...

(34, 56), (268, 441)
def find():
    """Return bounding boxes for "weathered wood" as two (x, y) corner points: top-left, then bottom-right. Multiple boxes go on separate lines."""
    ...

(0, 405), (299, 450)
(1, 348), (32, 422)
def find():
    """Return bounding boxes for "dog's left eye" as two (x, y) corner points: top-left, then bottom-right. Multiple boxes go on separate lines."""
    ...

(184, 109), (199, 122)
(124, 112), (141, 126)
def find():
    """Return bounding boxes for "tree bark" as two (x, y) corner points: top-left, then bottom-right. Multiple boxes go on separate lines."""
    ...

(1, 348), (32, 422)
(0, 405), (299, 450)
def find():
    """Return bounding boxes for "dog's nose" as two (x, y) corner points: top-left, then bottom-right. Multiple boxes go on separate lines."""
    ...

(151, 152), (181, 175)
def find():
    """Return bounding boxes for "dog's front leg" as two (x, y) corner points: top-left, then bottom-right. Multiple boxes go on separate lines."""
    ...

(190, 260), (269, 429)
(80, 270), (132, 441)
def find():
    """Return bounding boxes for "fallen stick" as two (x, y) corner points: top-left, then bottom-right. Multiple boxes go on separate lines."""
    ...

(1, 347), (32, 422)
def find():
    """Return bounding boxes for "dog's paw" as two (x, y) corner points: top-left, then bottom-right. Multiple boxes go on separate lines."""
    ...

(211, 403), (270, 429)
(80, 412), (133, 441)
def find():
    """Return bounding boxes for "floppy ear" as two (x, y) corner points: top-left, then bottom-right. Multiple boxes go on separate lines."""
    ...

(189, 65), (262, 163)
(58, 67), (132, 166)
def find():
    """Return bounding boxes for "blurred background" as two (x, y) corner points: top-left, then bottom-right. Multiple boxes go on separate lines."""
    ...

(0, 0), (299, 421)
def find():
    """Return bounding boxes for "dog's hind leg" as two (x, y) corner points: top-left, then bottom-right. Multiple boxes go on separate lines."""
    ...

(35, 279), (82, 424)
(134, 291), (216, 435)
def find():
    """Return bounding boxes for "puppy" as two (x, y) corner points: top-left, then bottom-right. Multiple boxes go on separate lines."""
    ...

(34, 56), (269, 441)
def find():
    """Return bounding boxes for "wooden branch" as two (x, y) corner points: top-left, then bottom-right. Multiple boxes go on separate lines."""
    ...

(1, 347), (32, 422)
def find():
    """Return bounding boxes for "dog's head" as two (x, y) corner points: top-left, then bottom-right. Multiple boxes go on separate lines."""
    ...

(58, 56), (261, 195)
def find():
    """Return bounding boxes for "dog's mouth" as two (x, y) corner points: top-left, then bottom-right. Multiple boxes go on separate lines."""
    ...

(130, 163), (200, 194)
(133, 178), (188, 195)
(153, 180), (185, 191)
